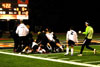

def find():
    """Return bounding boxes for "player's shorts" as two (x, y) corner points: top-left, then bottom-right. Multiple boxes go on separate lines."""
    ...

(68, 40), (75, 46)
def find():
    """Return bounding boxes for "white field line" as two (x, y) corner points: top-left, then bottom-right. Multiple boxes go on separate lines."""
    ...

(0, 51), (99, 67)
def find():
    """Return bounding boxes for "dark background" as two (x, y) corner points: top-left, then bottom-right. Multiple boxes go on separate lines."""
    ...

(0, 0), (100, 34)
(28, 0), (100, 33)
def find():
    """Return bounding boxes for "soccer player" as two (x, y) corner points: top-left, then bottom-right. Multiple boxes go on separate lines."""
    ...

(78, 21), (96, 56)
(36, 29), (49, 53)
(16, 19), (29, 52)
(45, 28), (64, 52)
(64, 27), (78, 56)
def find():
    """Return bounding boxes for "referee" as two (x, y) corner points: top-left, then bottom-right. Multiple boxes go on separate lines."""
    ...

(78, 21), (96, 56)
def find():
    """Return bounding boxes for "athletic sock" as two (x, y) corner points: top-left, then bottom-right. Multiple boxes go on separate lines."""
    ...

(66, 47), (69, 54)
(22, 49), (25, 52)
(71, 48), (73, 55)
(60, 46), (63, 50)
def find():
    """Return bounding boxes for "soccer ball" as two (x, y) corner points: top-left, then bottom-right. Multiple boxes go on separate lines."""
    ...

(78, 31), (82, 34)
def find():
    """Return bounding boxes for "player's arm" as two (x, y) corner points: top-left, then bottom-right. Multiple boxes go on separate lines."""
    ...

(24, 25), (29, 32)
(16, 27), (19, 34)
(82, 27), (89, 35)
(74, 32), (78, 46)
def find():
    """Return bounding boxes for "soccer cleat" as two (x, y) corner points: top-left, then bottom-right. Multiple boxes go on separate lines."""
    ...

(78, 54), (82, 56)
(64, 53), (69, 56)
(94, 49), (96, 54)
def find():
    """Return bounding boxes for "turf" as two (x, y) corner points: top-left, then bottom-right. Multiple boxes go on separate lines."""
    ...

(0, 53), (85, 67)
(0, 33), (100, 67)
(0, 45), (100, 67)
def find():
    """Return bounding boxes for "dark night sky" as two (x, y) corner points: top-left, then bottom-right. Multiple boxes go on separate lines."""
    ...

(0, 0), (100, 37)
(27, 1), (100, 33)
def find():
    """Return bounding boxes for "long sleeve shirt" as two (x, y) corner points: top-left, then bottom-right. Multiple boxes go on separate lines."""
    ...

(82, 26), (94, 39)
(16, 23), (29, 37)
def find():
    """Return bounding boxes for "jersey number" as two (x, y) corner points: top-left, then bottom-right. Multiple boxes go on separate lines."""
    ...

(71, 32), (73, 35)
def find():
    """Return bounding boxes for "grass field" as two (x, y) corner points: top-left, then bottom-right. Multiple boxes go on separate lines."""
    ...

(0, 33), (100, 67)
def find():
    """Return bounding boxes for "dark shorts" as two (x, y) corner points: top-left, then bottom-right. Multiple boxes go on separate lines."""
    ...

(68, 40), (75, 46)
(83, 38), (92, 45)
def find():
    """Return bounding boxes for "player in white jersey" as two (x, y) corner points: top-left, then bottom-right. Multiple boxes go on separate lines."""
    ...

(64, 27), (78, 56)
(45, 28), (63, 52)
(16, 23), (29, 37)
(16, 20), (29, 52)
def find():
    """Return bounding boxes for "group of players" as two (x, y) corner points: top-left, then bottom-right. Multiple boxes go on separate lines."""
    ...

(64, 20), (96, 56)
(12, 20), (96, 56)
(13, 20), (64, 54)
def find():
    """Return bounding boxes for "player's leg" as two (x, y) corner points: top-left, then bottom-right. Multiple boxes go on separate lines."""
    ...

(86, 39), (96, 54)
(71, 45), (74, 56)
(86, 39), (94, 50)
(22, 46), (28, 52)
(18, 37), (23, 52)
(71, 41), (75, 56)
(49, 42), (56, 53)
(36, 44), (42, 52)
(56, 43), (63, 51)
(65, 40), (73, 56)
(64, 44), (69, 56)
(78, 39), (87, 56)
